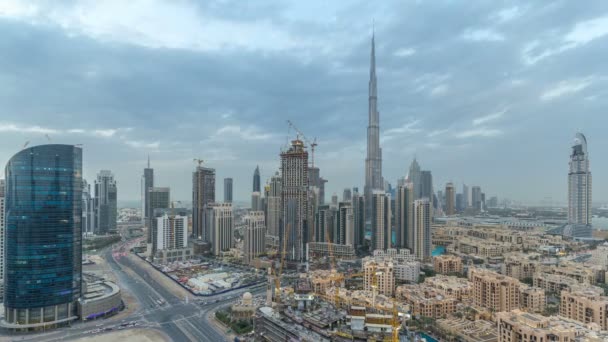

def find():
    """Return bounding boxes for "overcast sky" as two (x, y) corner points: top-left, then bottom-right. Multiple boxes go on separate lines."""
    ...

(0, 0), (606, 205)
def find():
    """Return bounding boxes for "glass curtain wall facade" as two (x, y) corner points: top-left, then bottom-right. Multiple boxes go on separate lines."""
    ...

(2, 144), (82, 329)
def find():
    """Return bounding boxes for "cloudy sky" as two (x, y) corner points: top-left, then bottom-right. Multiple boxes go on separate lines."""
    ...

(0, 0), (606, 205)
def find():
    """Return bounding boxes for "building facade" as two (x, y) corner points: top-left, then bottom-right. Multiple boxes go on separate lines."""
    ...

(413, 199), (431, 261)
(192, 166), (215, 241)
(395, 183), (414, 250)
(207, 203), (233, 256)
(243, 211), (266, 264)
(280, 139), (309, 262)
(253, 165), (261, 193)
(3, 144), (83, 329)
(147, 187), (170, 244)
(223, 178), (233, 203)
(568, 133), (592, 226)
(94, 170), (117, 235)
(445, 182), (455, 216)
(371, 191), (391, 251)
(142, 157), (154, 227)
(156, 214), (188, 251)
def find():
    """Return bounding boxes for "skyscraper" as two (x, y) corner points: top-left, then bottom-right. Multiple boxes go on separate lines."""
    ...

(352, 191), (365, 249)
(0, 180), (5, 299)
(568, 133), (592, 225)
(396, 183), (414, 250)
(455, 193), (464, 212)
(82, 179), (94, 236)
(314, 205), (332, 243)
(420, 170), (433, 200)
(224, 178), (233, 203)
(156, 213), (188, 251)
(3, 144), (82, 329)
(243, 211), (266, 264)
(266, 172), (282, 239)
(192, 166), (215, 241)
(364, 32), (384, 219)
(251, 191), (262, 211)
(445, 182), (455, 215)
(207, 203), (234, 256)
(371, 191), (391, 251)
(462, 184), (469, 208)
(338, 202), (354, 246)
(94, 170), (117, 235)
(407, 158), (421, 199)
(413, 198), (431, 261)
(343, 188), (352, 202)
(280, 139), (309, 262)
(471, 186), (482, 211)
(142, 156), (154, 227)
(148, 187), (170, 249)
(253, 165), (261, 193)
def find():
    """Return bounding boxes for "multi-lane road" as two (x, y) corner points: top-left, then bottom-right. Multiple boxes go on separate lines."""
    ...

(12, 241), (264, 342)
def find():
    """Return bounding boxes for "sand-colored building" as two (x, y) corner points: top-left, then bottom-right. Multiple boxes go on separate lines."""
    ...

(560, 288), (608, 330)
(434, 254), (464, 275)
(469, 268), (544, 313)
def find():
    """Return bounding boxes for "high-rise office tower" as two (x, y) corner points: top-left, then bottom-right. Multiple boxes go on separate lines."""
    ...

(82, 179), (94, 236)
(251, 191), (262, 211)
(331, 193), (338, 208)
(364, 32), (384, 220)
(266, 172), (282, 238)
(3, 144), (82, 329)
(224, 178), (233, 203)
(306, 187), (319, 245)
(445, 182), (455, 215)
(142, 156), (154, 227)
(338, 202), (354, 246)
(243, 211), (266, 264)
(471, 186), (482, 211)
(462, 184), (469, 208)
(343, 188), (352, 202)
(420, 170), (433, 200)
(192, 166), (215, 241)
(407, 158), (421, 198)
(314, 205), (332, 243)
(352, 191), (365, 249)
(396, 183), (414, 250)
(0, 180), (5, 299)
(94, 170), (117, 235)
(308, 167), (326, 205)
(455, 193), (464, 212)
(148, 187), (170, 247)
(371, 191), (391, 251)
(568, 133), (592, 225)
(206, 203), (233, 256)
(253, 165), (261, 193)
(414, 199), (431, 261)
(156, 213), (188, 251)
(280, 139), (309, 262)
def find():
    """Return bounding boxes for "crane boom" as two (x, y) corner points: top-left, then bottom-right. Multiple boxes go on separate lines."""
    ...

(286, 120), (318, 168)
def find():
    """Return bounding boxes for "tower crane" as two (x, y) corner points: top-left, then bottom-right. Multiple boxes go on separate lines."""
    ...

(193, 158), (204, 167)
(286, 120), (318, 168)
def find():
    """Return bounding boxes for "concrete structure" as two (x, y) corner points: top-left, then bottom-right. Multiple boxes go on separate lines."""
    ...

(280, 139), (309, 262)
(560, 288), (608, 330)
(0, 180), (4, 299)
(568, 132), (592, 226)
(364, 32), (384, 220)
(94, 170), (117, 235)
(497, 310), (608, 342)
(397, 285), (457, 319)
(371, 191), (391, 251)
(434, 254), (463, 275)
(142, 157), (154, 228)
(82, 179), (94, 236)
(243, 211), (266, 264)
(501, 253), (539, 280)
(414, 198), (431, 261)
(363, 259), (395, 296)
(78, 279), (122, 321)
(306, 242), (356, 260)
(423, 275), (473, 301)
(206, 203), (233, 256)
(147, 187), (170, 245)
(192, 165), (215, 241)
(365, 249), (420, 282)
(155, 247), (193, 264)
(338, 202), (354, 246)
(395, 183), (414, 250)
(436, 318), (498, 342)
(156, 214), (188, 251)
(223, 178), (233, 203)
(3, 144), (82, 330)
(266, 171), (281, 239)
(445, 182), (455, 215)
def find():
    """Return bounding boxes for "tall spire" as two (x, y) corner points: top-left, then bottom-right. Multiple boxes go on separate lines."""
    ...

(147, 155), (150, 168)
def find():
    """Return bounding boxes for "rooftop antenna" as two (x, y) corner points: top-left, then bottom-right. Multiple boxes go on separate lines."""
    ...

(23, 141), (30, 149)
(147, 155), (150, 168)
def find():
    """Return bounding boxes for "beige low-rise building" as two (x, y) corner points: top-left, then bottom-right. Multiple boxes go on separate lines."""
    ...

(363, 259), (395, 297)
(501, 253), (540, 280)
(423, 275), (473, 302)
(436, 318), (498, 342)
(469, 268), (545, 313)
(560, 288), (608, 330)
(396, 285), (457, 319)
(497, 310), (608, 342)
(434, 254), (464, 275)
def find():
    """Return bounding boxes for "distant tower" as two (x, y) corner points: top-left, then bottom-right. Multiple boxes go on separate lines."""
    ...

(280, 139), (309, 262)
(445, 182), (455, 215)
(371, 191), (391, 251)
(266, 172), (282, 239)
(0, 180), (5, 299)
(243, 211), (266, 265)
(414, 198), (431, 261)
(407, 158), (421, 199)
(142, 156), (154, 227)
(343, 188), (352, 202)
(253, 165), (261, 193)
(148, 187), (170, 253)
(396, 183), (414, 250)
(364, 31), (384, 219)
(338, 202), (354, 246)
(462, 184), (470, 208)
(224, 178), (233, 203)
(95, 170), (118, 235)
(192, 166), (215, 241)
(568, 133), (592, 225)
(206, 203), (234, 256)
(352, 190), (366, 249)
(82, 179), (94, 236)
(471, 186), (482, 211)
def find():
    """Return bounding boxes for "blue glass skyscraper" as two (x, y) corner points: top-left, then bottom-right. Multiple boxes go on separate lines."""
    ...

(2, 144), (82, 330)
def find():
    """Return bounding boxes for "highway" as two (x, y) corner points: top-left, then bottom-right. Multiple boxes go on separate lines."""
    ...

(12, 241), (265, 342)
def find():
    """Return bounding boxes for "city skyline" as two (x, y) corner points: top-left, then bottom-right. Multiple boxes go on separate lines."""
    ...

(0, 1), (607, 204)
